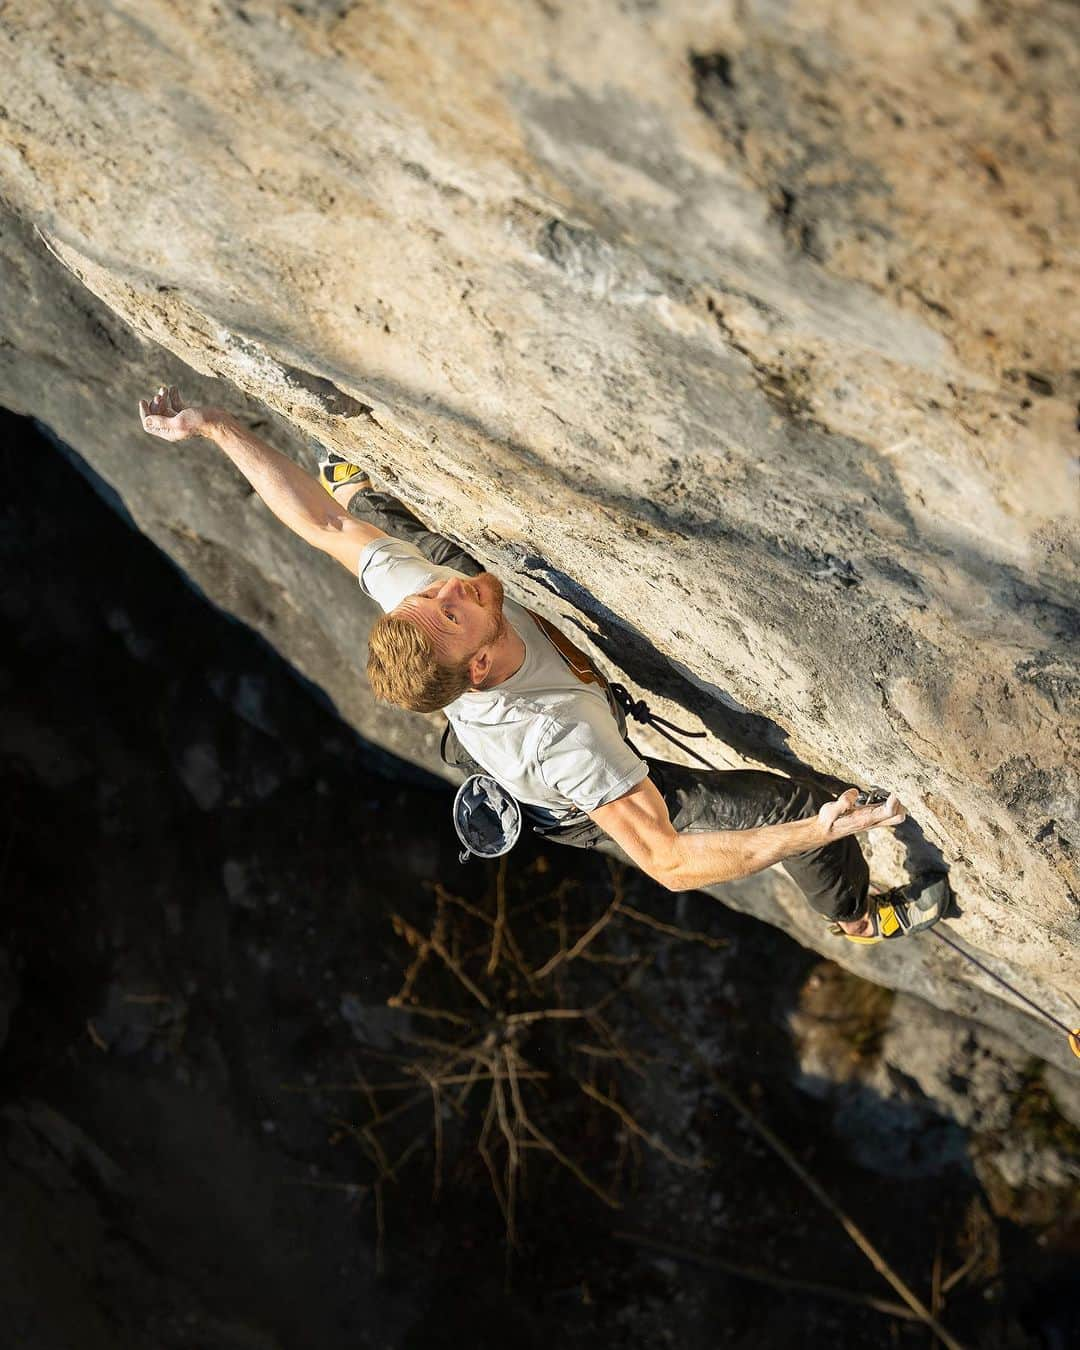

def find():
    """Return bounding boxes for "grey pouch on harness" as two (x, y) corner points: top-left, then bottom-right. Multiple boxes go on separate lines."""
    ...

(453, 775), (522, 864)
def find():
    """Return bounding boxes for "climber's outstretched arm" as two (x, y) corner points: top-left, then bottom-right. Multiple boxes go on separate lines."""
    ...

(139, 385), (386, 573)
(589, 776), (905, 893)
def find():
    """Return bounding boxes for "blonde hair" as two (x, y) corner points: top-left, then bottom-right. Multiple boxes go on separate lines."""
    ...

(367, 612), (472, 712)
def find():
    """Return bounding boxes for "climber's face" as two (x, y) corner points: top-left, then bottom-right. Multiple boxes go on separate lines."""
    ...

(394, 571), (507, 665)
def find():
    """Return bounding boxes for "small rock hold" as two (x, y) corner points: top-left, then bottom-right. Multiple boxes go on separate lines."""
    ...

(811, 554), (862, 588)
(690, 50), (735, 94)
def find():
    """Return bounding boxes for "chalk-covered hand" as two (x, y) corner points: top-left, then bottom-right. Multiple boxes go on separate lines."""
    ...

(139, 385), (217, 442)
(818, 788), (906, 840)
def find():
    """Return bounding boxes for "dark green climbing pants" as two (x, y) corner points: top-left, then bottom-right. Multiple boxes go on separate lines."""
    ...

(349, 486), (870, 922)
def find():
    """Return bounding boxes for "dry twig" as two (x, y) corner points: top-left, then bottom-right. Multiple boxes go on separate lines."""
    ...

(504, 1050), (620, 1210)
(534, 895), (620, 979)
(478, 1085), (510, 1232)
(615, 902), (730, 950)
(577, 1079), (703, 1170)
(613, 1231), (921, 1322)
(941, 1247), (982, 1297)
(393, 914), (491, 1009)
(487, 857), (509, 975)
(414, 1063), (444, 1202)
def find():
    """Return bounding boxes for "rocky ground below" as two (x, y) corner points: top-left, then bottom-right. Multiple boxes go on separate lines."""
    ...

(1, 414), (1077, 1348)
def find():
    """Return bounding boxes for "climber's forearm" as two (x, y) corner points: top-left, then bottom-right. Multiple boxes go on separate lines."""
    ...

(139, 389), (387, 572)
(591, 774), (904, 895)
(202, 412), (347, 547)
(589, 777), (828, 893)
(202, 412), (387, 571)
(663, 817), (824, 891)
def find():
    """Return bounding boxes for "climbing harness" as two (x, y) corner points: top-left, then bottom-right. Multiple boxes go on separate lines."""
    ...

(927, 926), (1080, 1061)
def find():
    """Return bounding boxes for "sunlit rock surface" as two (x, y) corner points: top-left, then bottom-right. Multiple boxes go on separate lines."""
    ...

(0, 0), (1076, 1068)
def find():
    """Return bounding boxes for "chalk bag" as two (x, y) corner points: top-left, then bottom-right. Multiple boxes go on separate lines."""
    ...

(453, 774), (522, 864)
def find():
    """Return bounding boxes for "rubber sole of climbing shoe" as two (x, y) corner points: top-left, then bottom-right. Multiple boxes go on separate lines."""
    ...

(317, 449), (370, 498)
(831, 872), (951, 944)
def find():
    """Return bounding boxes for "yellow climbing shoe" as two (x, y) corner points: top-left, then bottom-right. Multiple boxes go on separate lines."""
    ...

(832, 873), (950, 944)
(317, 449), (369, 498)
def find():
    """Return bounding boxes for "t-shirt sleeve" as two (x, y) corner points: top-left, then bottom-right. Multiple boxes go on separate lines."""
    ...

(357, 538), (456, 614)
(537, 710), (648, 813)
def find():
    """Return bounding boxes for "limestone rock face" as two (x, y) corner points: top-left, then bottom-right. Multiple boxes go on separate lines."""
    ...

(0, 1), (1077, 1067)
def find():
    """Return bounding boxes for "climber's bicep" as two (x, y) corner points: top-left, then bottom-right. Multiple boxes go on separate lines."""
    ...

(309, 513), (390, 573)
(588, 776), (680, 885)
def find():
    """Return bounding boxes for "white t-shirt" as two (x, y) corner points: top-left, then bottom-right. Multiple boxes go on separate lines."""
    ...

(359, 538), (647, 818)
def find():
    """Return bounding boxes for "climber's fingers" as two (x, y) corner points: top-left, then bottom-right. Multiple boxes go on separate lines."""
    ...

(820, 788), (906, 838)
(140, 405), (177, 439)
(139, 394), (207, 443)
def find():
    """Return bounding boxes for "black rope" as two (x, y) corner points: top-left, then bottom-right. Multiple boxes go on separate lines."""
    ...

(608, 683), (721, 772)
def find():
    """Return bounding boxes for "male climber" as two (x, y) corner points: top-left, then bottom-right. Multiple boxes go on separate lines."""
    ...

(139, 386), (948, 942)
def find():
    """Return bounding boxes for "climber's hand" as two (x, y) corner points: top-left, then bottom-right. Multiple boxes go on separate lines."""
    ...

(139, 386), (216, 442)
(818, 788), (906, 840)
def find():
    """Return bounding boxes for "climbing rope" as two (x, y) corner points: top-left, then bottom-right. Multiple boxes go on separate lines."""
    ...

(609, 682), (719, 771)
(928, 927), (1080, 1061)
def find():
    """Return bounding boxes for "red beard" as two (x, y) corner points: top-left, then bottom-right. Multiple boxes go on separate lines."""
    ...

(472, 572), (507, 645)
